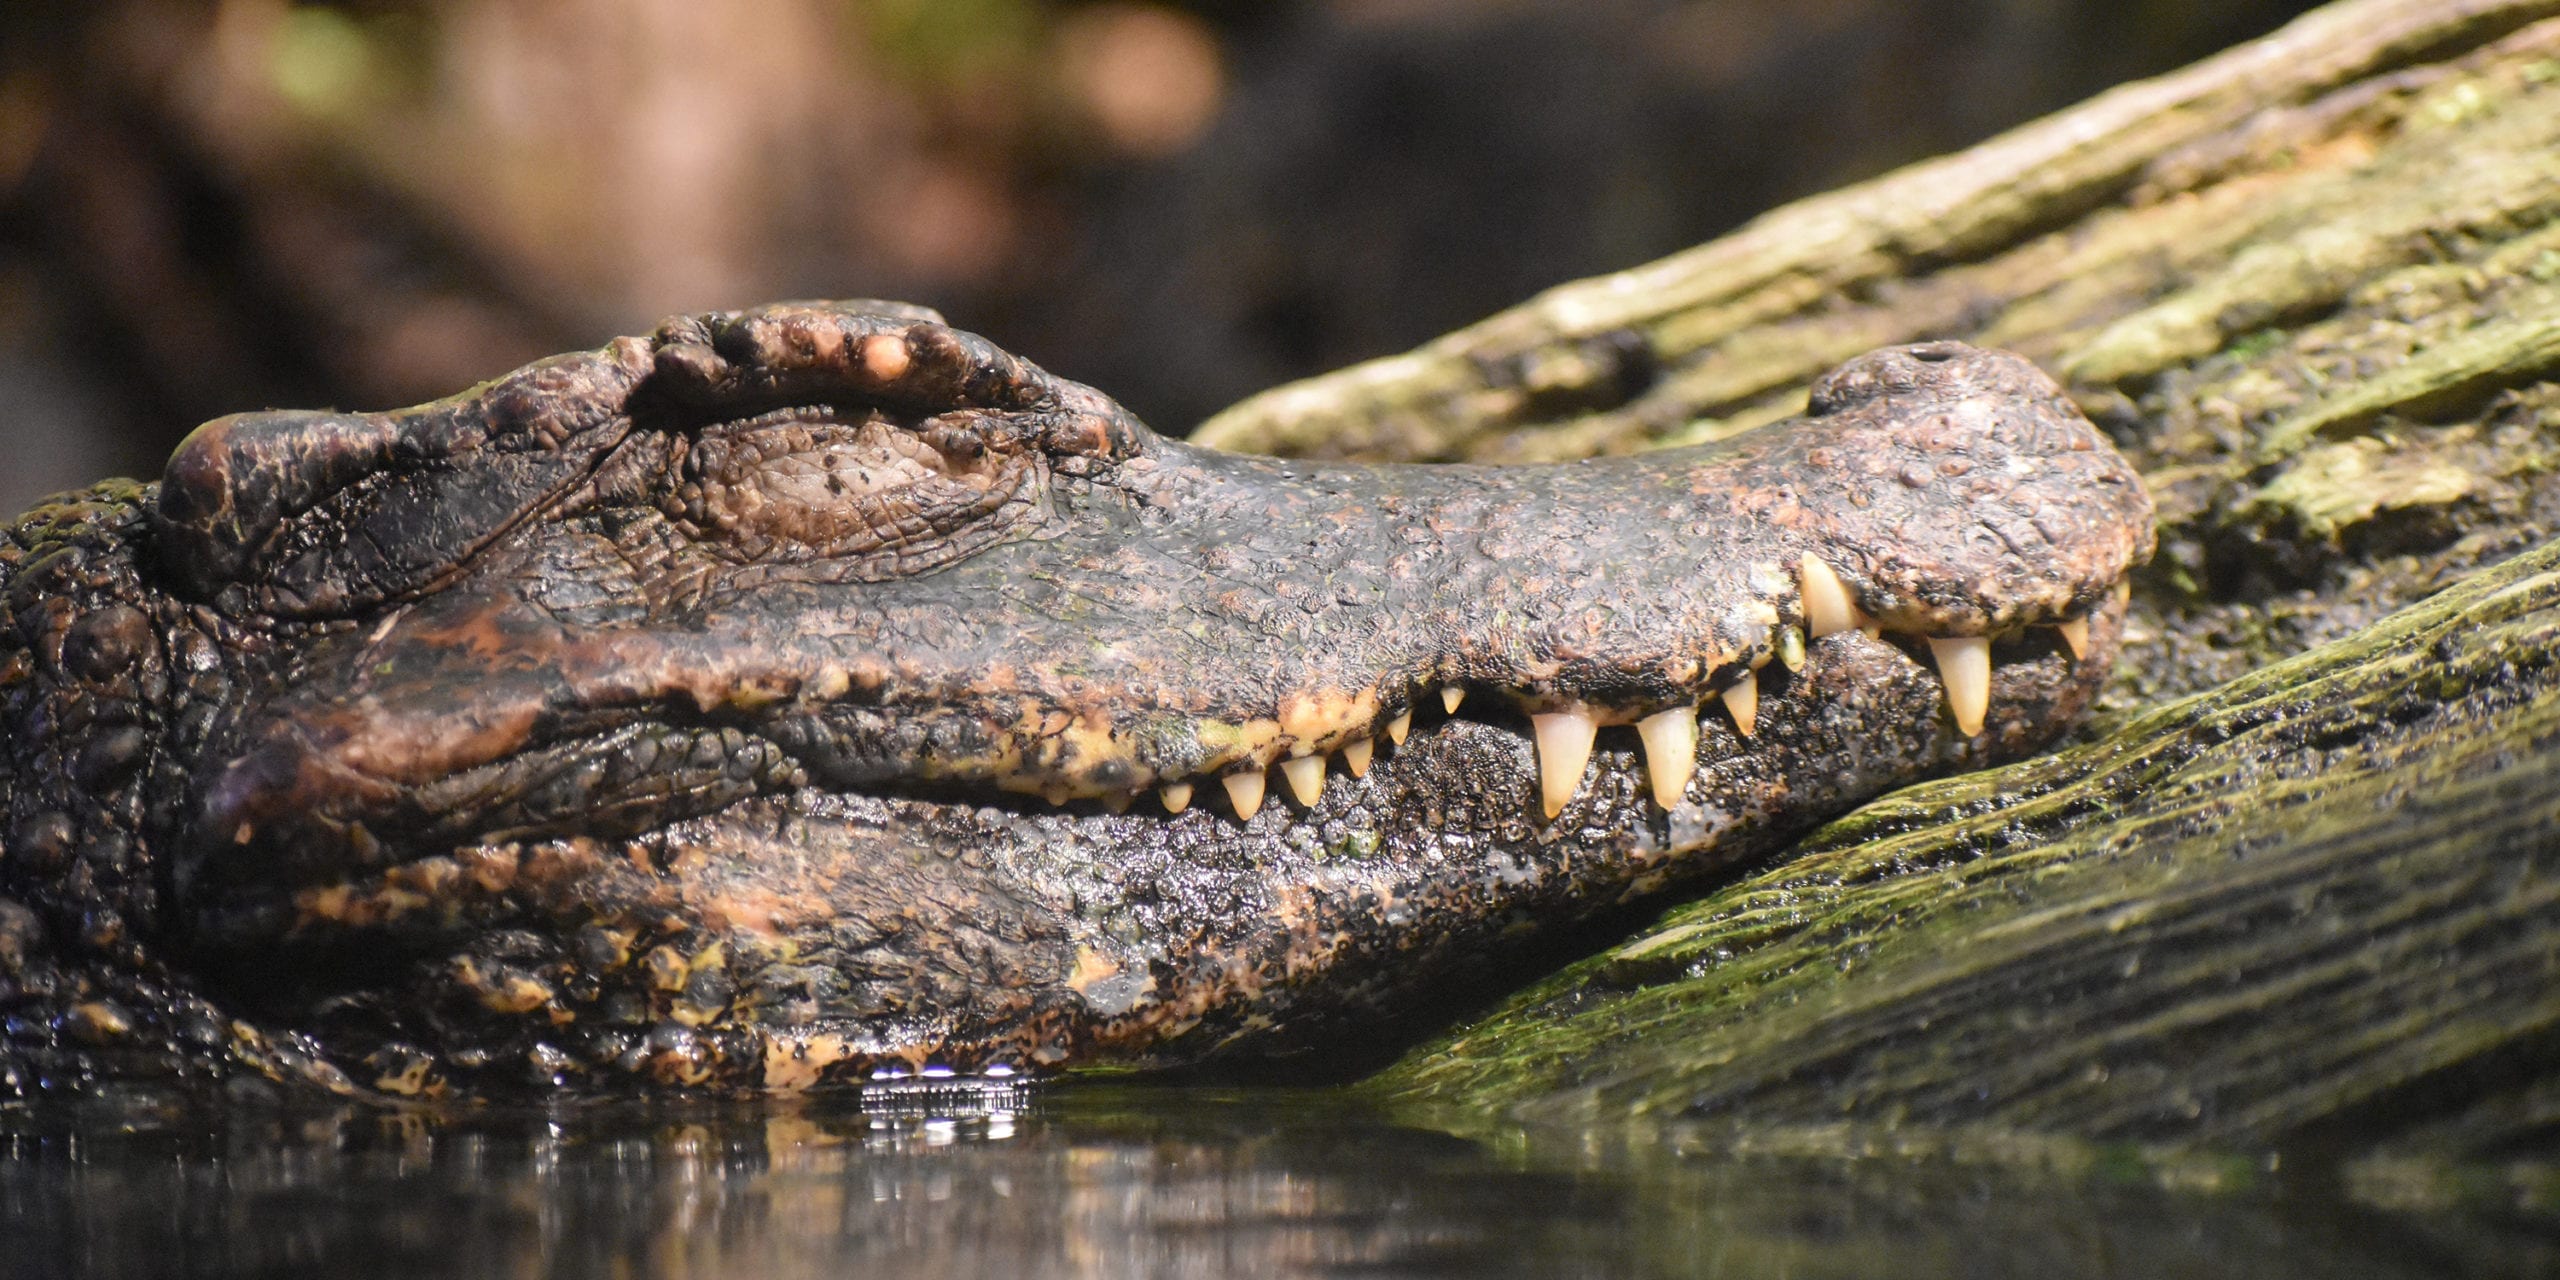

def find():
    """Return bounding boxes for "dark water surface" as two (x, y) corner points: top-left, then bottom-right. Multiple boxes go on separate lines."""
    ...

(3, 1082), (2548, 1279)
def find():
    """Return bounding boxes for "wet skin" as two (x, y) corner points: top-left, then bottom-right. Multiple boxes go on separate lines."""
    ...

(0, 301), (2151, 1097)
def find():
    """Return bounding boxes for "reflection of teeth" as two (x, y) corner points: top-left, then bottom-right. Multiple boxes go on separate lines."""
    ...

(1442, 686), (1465, 714)
(1223, 770), (1267, 821)
(1635, 706), (1697, 809)
(1160, 782), (1194, 814)
(1341, 737), (1373, 777)
(1720, 670), (1759, 737)
(1928, 635), (1991, 736)
(2056, 616), (2090, 659)
(1800, 554), (1859, 638)
(1280, 755), (1326, 806)
(1776, 626), (1806, 672)
(1530, 708), (1597, 819)
(1385, 711), (1411, 745)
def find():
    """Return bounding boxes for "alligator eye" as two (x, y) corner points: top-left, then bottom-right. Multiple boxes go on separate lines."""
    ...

(663, 405), (1039, 572)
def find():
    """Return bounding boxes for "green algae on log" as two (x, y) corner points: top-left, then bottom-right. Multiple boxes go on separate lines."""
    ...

(1372, 533), (2560, 1153)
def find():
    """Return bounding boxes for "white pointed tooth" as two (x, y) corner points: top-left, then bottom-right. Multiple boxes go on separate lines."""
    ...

(1222, 770), (1267, 821)
(1101, 791), (1134, 813)
(1635, 706), (1698, 810)
(2056, 616), (2090, 659)
(1385, 711), (1412, 746)
(1529, 708), (1598, 820)
(1042, 785), (1072, 807)
(1720, 669), (1759, 738)
(1280, 755), (1326, 806)
(1928, 635), (1992, 736)
(1441, 686), (1465, 714)
(1341, 737), (1373, 777)
(1776, 626), (1806, 673)
(1160, 782), (1194, 814)
(1799, 553), (1859, 639)
(2113, 578), (2131, 608)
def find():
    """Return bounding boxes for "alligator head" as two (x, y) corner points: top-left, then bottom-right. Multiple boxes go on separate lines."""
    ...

(0, 301), (2151, 1095)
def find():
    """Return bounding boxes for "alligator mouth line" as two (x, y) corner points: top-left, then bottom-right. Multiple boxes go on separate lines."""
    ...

(217, 551), (2122, 902)
(1004, 552), (2122, 824)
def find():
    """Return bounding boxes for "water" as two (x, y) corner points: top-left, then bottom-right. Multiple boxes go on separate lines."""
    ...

(3, 1082), (2549, 1278)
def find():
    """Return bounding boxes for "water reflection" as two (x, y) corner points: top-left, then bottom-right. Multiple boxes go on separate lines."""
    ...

(2, 1084), (2548, 1279)
(4, 1083), (1627, 1278)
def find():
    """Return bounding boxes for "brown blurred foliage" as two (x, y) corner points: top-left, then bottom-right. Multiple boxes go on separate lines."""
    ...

(0, 0), (2319, 515)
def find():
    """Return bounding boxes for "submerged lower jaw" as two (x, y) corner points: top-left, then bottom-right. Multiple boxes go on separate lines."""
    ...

(979, 554), (2125, 824)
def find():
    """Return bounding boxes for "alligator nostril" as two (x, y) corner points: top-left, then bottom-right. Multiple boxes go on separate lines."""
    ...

(1906, 343), (1964, 363)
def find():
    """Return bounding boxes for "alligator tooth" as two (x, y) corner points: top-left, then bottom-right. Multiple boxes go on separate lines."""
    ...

(1442, 686), (1465, 714)
(1223, 770), (1267, 821)
(1721, 670), (1759, 737)
(1341, 737), (1374, 777)
(1927, 635), (1991, 736)
(1529, 708), (1597, 819)
(1043, 785), (1073, 807)
(1101, 792), (1134, 814)
(1160, 782), (1194, 814)
(1385, 711), (1412, 746)
(2056, 616), (2090, 659)
(1280, 755), (1326, 806)
(1635, 706), (1697, 809)
(1776, 625), (1806, 672)
(1800, 554), (1859, 639)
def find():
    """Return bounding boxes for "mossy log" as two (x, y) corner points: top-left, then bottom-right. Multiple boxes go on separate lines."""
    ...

(1192, 0), (2560, 1170)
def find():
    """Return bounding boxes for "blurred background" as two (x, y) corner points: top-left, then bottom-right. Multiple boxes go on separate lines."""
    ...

(0, 0), (2323, 517)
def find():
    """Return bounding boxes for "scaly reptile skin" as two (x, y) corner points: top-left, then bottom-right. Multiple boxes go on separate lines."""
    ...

(0, 300), (2151, 1098)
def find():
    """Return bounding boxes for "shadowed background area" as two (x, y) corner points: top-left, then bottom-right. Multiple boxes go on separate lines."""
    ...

(0, 0), (2321, 519)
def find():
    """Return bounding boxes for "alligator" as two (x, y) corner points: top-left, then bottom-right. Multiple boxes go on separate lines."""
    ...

(0, 300), (2152, 1098)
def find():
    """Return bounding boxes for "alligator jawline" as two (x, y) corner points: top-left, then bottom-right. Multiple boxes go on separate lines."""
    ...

(254, 607), (2107, 907)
